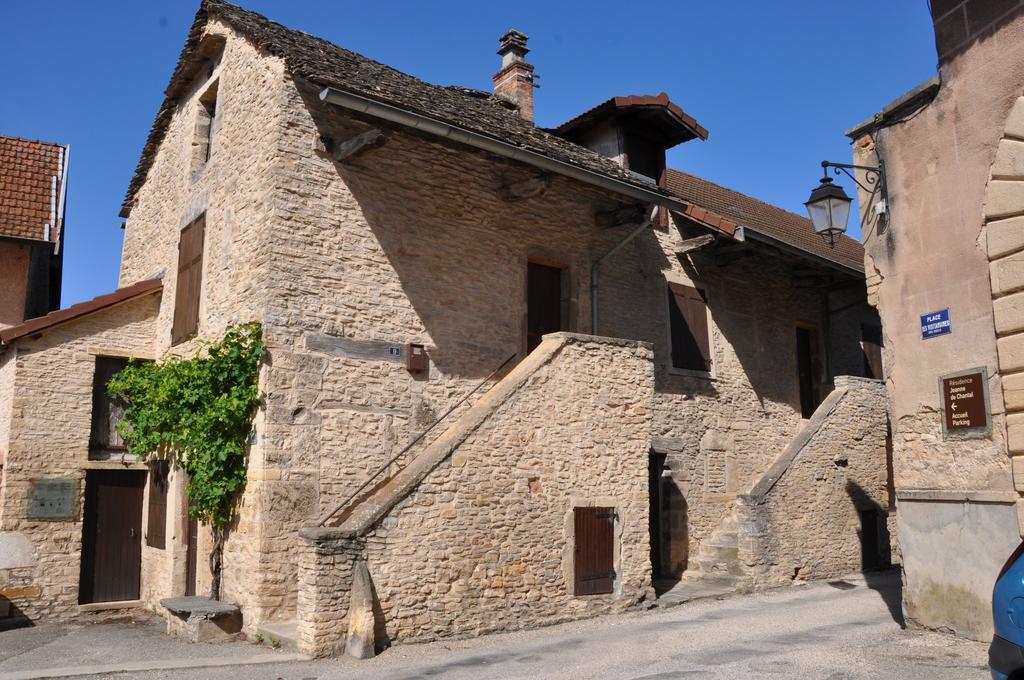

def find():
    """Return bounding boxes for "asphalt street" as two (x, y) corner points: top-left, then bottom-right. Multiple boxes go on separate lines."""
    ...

(0, 570), (990, 680)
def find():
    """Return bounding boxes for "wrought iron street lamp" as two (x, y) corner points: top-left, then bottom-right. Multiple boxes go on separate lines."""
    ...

(805, 160), (887, 248)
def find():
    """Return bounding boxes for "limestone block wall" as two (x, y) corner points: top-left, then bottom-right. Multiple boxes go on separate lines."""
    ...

(0, 293), (159, 621)
(985, 95), (1024, 518)
(297, 334), (653, 656)
(737, 377), (891, 585)
(257, 75), (869, 603)
(116, 21), (295, 623)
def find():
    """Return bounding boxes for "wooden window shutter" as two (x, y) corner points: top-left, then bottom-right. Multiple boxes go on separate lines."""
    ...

(172, 214), (206, 345)
(89, 357), (131, 458)
(574, 507), (616, 596)
(147, 461), (169, 549)
(861, 324), (884, 380)
(667, 283), (711, 371)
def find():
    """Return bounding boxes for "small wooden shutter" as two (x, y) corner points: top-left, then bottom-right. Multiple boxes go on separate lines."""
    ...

(146, 461), (169, 549)
(574, 507), (616, 595)
(172, 214), (206, 345)
(89, 357), (131, 457)
(667, 283), (711, 371)
(861, 324), (883, 379)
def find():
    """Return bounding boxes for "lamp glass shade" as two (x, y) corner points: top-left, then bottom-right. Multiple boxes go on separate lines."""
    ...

(804, 179), (852, 238)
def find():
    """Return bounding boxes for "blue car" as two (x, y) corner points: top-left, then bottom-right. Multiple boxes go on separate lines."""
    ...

(992, 542), (1024, 679)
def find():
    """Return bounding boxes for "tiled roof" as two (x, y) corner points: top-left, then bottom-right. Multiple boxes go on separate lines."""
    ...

(556, 93), (709, 143)
(0, 279), (162, 345)
(0, 135), (68, 244)
(664, 169), (864, 273)
(121, 0), (680, 217)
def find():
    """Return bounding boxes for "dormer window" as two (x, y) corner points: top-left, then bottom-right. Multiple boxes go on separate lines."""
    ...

(191, 79), (219, 175)
(554, 93), (708, 183)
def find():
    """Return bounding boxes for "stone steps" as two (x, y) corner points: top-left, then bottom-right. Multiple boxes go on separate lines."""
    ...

(255, 620), (299, 652)
(679, 510), (750, 591)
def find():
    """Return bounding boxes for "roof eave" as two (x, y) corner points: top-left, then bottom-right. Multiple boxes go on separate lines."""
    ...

(741, 227), (864, 277)
(319, 86), (738, 239)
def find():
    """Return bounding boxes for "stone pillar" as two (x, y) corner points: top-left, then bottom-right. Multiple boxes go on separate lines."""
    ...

(296, 527), (363, 658)
(735, 494), (769, 581)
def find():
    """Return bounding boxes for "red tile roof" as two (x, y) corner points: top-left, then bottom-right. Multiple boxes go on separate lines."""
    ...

(0, 135), (69, 244)
(0, 279), (162, 345)
(664, 169), (865, 273)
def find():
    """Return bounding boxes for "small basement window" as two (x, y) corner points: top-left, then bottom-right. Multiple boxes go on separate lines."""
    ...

(191, 79), (219, 175)
(666, 281), (712, 374)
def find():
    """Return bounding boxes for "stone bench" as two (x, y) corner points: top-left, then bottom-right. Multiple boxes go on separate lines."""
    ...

(160, 596), (242, 643)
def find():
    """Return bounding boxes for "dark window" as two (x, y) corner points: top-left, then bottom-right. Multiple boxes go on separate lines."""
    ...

(667, 282), (711, 372)
(527, 262), (565, 354)
(146, 461), (169, 550)
(89, 357), (131, 459)
(172, 214), (206, 345)
(191, 80), (219, 173)
(574, 507), (616, 596)
(861, 324), (884, 379)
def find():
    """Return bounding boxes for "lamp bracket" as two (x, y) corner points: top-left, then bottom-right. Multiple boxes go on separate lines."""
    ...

(819, 160), (889, 233)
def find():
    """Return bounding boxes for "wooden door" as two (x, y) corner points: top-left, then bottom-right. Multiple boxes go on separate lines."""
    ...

(185, 514), (198, 597)
(796, 326), (821, 418)
(527, 262), (564, 354)
(574, 507), (615, 595)
(79, 470), (145, 604)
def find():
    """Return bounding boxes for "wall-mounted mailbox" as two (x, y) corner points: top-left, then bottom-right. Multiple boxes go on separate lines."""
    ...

(406, 343), (428, 373)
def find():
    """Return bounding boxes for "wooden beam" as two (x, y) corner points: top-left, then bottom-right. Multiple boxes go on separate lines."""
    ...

(596, 204), (646, 229)
(498, 175), (550, 202)
(330, 128), (387, 163)
(674, 234), (715, 257)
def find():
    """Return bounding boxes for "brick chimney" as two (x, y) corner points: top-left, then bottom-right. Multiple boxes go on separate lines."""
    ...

(493, 29), (536, 122)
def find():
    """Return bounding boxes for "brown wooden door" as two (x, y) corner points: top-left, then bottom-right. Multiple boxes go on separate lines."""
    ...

(527, 262), (564, 354)
(79, 470), (145, 604)
(796, 326), (821, 418)
(861, 324), (884, 380)
(185, 515), (198, 597)
(574, 507), (615, 595)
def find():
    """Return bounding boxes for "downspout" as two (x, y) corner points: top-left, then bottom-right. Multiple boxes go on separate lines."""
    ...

(590, 206), (658, 335)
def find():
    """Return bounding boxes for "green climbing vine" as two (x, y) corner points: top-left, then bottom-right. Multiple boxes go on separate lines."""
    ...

(107, 322), (265, 598)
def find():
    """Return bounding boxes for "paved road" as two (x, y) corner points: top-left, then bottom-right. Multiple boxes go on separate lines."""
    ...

(1, 571), (990, 679)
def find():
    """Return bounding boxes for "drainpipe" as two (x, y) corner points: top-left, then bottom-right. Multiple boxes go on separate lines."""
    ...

(590, 206), (658, 335)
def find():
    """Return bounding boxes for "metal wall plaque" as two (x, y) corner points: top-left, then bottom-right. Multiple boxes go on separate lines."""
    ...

(25, 478), (79, 520)
(921, 309), (951, 339)
(939, 367), (992, 440)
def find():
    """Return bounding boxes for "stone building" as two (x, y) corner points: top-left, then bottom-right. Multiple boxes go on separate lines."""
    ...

(0, 135), (69, 328)
(844, 0), (1024, 640)
(2, 0), (889, 654)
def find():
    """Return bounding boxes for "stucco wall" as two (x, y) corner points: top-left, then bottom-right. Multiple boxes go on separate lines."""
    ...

(297, 334), (653, 656)
(737, 377), (892, 584)
(851, 9), (1024, 640)
(0, 293), (159, 621)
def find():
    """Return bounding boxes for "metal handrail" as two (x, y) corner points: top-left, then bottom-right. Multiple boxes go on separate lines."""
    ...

(317, 352), (517, 527)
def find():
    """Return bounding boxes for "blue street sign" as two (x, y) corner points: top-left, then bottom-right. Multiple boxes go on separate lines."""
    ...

(921, 309), (951, 339)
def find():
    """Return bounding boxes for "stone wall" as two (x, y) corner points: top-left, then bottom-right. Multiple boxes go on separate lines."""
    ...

(297, 334), (653, 656)
(736, 377), (891, 584)
(116, 21), (297, 623)
(0, 293), (159, 621)
(110, 18), (878, 632)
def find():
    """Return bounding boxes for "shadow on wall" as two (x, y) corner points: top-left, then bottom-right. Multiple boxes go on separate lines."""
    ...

(847, 479), (904, 628)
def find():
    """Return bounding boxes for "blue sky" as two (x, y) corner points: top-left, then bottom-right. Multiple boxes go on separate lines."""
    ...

(1, 1), (937, 306)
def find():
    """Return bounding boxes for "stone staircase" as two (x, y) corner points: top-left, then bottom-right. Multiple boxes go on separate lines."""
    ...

(680, 511), (753, 591)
